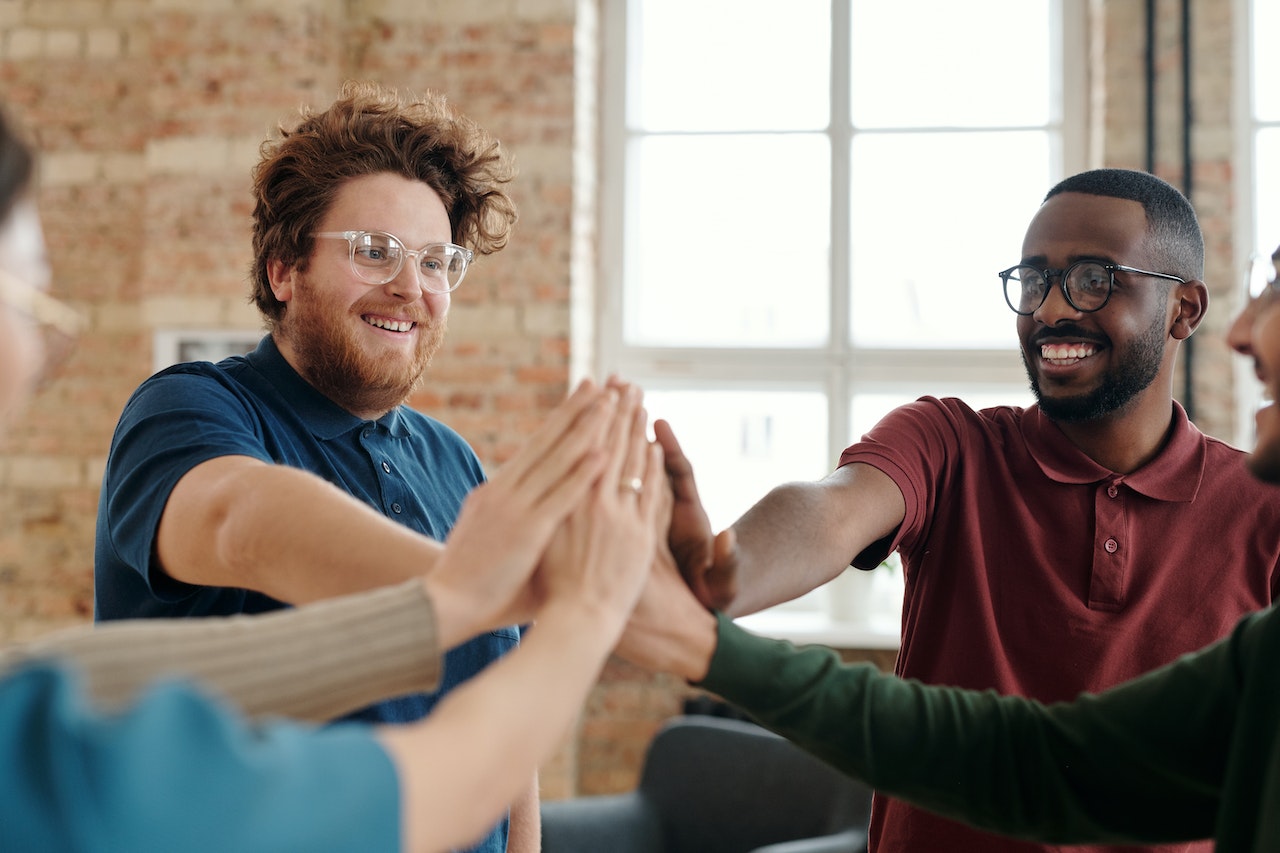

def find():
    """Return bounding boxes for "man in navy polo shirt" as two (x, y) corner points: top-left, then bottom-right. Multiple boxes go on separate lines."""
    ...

(94, 82), (534, 853)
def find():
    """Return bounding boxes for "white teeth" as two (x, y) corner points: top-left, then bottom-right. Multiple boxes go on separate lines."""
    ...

(365, 317), (414, 333)
(1041, 343), (1097, 362)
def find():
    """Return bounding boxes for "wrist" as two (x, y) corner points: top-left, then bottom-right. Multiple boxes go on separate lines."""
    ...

(421, 574), (490, 649)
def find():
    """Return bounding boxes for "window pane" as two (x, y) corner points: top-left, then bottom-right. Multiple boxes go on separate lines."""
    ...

(1256, 127), (1280, 254)
(1255, 0), (1280, 121)
(632, 0), (831, 131)
(645, 388), (828, 532)
(851, 0), (1052, 128)
(627, 135), (831, 347)
(849, 131), (1050, 349)
(850, 385), (1034, 443)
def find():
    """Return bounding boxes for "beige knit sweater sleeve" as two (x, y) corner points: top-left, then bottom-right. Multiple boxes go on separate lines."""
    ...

(0, 578), (441, 723)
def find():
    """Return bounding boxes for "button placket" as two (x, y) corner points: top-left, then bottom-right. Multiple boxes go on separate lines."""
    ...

(1089, 478), (1128, 610)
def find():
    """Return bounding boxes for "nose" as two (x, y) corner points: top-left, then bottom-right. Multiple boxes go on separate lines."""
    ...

(1227, 296), (1261, 357)
(383, 258), (426, 301)
(1031, 275), (1083, 326)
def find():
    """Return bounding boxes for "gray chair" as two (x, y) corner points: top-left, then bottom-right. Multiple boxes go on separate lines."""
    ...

(541, 715), (872, 853)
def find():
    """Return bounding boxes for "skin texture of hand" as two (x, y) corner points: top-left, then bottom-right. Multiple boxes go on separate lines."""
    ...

(424, 379), (618, 646)
(536, 384), (666, 627)
(653, 418), (739, 611)
(614, 541), (717, 683)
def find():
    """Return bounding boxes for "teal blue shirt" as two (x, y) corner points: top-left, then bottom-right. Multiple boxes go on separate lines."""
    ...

(1, 663), (399, 851)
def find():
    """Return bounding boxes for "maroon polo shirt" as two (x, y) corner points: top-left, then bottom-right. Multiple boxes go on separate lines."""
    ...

(840, 396), (1280, 853)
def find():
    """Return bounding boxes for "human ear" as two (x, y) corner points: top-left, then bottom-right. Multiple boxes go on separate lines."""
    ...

(267, 258), (296, 303)
(1170, 279), (1208, 340)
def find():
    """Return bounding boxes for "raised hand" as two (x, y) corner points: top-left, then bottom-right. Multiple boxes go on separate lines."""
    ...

(535, 384), (666, 630)
(613, 540), (718, 683)
(424, 379), (618, 638)
(653, 419), (740, 611)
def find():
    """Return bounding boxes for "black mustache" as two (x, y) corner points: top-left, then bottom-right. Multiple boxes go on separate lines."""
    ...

(1030, 325), (1108, 347)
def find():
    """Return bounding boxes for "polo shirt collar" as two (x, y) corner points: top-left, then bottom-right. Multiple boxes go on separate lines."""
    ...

(246, 335), (410, 440)
(1019, 401), (1204, 502)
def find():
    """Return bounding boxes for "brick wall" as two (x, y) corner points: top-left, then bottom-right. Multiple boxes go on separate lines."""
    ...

(0, 0), (1249, 802)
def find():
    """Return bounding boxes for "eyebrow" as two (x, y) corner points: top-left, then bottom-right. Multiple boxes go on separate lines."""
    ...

(1019, 254), (1117, 267)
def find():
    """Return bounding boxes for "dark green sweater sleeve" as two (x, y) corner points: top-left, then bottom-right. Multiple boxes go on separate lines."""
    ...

(700, 612), (1241, 845)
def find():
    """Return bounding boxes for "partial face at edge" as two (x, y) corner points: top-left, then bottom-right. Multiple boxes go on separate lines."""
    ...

(1242, 247), (1280, 483)
(0, 198), (51, 426)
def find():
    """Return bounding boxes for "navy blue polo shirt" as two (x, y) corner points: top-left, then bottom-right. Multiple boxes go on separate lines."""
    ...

(93, 335), (517, 850)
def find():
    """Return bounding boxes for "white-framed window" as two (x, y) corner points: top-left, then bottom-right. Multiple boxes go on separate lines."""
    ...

(599, 1), (1085, 639)
(1237, 0), (1280, 447)
(153, 329), (262, 374)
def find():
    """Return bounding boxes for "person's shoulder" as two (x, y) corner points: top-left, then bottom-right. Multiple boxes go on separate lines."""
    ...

(394, 406), (483, 467)
(901, 395), (1027, 434)
(397, 406), (471, 444)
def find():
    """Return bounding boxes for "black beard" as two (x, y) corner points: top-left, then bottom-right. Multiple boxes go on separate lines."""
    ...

(1248, 448), (1280, 484)
(1024, 313), (1166, 424)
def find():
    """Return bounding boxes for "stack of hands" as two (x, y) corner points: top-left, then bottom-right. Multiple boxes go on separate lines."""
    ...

(424, 378), (725, 684)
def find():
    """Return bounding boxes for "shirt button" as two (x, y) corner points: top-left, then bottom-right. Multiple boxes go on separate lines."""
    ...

(362, 429), (373, 439)
(1104, 538), (1119, 553)
(1107, 485), (1118, 498)
(391, 503), (402, 514)
(382, 461), (391, 473)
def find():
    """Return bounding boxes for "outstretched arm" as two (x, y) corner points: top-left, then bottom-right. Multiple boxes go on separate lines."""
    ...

(155, 379), (614, 612)
(3, 382), (621, 722)
(618, 548), (1241, 847)
(657, 418), (906, 617)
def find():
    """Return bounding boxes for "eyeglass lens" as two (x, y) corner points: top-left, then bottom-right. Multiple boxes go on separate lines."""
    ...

(349, 231), (468, 291)
(1003, 262), (1112, 314)
(1247, 255), (1280, 299)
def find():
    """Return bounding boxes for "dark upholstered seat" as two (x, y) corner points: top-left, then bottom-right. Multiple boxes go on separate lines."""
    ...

(541, 715), (872, 853)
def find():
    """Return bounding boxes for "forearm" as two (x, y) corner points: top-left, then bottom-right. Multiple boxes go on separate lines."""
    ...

(0, 579), (440, 723)
(506, 777), (541, 853)
(702, 615), (1227, 844)
(381, 600), (625, 853)
(158, 459), (446, 605)
(727, 483), (866, 616)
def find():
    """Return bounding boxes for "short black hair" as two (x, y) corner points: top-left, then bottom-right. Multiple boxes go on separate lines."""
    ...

(1045, 168), (1203, 280)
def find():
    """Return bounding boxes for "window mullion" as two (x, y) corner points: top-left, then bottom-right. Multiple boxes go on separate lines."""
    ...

(830, 0), (853, 466)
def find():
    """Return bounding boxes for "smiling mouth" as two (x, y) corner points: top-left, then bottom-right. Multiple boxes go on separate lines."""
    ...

(363, 315), (416, 333)
(1040, 342), (1099, 366)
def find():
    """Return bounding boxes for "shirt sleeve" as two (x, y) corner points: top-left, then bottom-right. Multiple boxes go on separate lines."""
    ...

(0, 579), (441, 723)
(99, 368), (276, 600)
(1, 664), (401, 852)
(837, 396), (968, 568)
(700, 612), (1236, 845)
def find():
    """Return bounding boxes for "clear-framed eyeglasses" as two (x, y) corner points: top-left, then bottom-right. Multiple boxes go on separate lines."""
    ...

(1245, 252), (1280, 302)
(998, 260), (1186, 316)
(314, 230), (474, 293)
(0, 268), (85, 387)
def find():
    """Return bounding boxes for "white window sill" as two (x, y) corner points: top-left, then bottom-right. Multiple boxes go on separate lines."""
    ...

(736, 611), (901, 650)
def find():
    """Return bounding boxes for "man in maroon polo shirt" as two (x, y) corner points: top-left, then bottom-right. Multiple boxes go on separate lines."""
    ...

(660, 168), (1280, 853)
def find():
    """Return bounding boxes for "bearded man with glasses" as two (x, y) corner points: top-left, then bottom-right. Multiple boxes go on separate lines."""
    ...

(93, 81), (539, 853)
(657, 168), (1280, 853)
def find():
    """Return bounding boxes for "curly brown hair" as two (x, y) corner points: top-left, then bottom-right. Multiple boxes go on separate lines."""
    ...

(249, 81), (518, 324)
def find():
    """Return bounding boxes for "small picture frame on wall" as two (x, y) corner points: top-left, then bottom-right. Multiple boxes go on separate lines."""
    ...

(152, 329), (263, 374)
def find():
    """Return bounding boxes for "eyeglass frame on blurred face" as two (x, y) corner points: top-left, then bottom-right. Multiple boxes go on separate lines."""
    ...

(998, 259), (1186, 316)
(313, 230), (474, 294)
(0, 267), (85, 386)
(1246, 252), (1280, 302)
